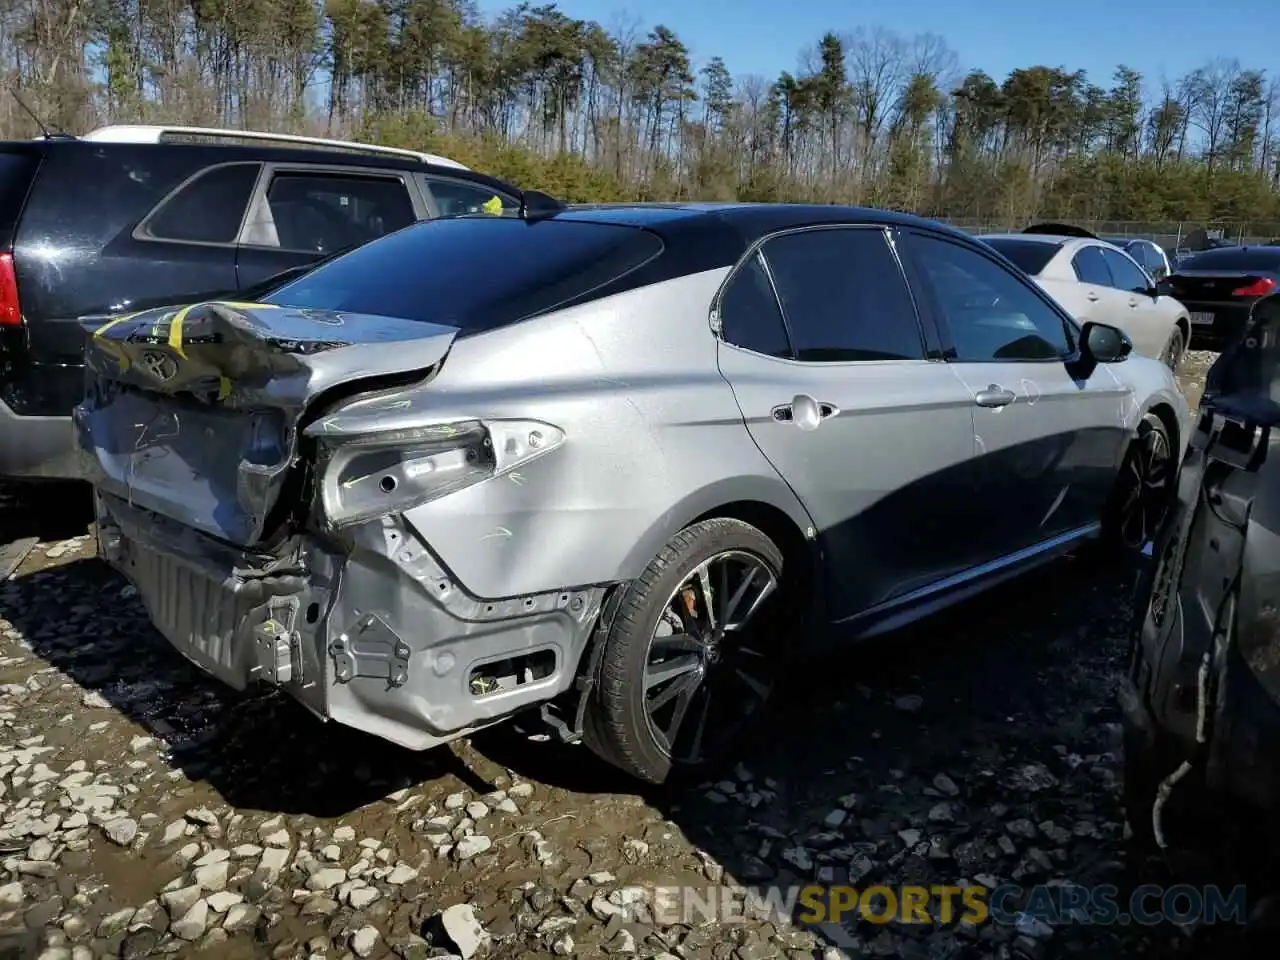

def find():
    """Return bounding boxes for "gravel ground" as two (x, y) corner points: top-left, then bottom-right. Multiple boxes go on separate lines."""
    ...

(0, 349), (1254, 960)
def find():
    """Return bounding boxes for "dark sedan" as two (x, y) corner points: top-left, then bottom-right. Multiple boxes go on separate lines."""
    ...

(1165, 245), (1280, 348)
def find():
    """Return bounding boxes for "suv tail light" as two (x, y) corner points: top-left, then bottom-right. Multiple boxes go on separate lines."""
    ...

(1232, 277), (1278, 297)
(0, 253), (20, 326)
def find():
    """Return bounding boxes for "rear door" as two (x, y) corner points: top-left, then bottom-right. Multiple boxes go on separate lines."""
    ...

(714, 224), (980, 621)
(902, 230), (1130, 555)
(234, 165), (427, 289)
(1099, 246), (1170, 359)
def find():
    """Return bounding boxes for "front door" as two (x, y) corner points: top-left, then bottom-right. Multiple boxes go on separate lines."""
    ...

(1099, 246), (1169, 359)
(714, 225), (979, 621)
(902, 230), (1131, 556)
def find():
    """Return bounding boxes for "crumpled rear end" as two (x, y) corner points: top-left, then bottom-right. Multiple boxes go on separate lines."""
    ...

(82, 297), (608, 750)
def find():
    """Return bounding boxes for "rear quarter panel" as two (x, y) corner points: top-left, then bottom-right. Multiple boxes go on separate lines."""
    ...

(330, 269), (816, 600)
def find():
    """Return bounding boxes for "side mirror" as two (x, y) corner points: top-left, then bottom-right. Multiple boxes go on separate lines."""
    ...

(1081, 321), (1132, 363)
(1155, 277), (1173, 297)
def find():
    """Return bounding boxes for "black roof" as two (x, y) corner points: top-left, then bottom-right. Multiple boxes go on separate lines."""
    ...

(551, 202), (963, 259)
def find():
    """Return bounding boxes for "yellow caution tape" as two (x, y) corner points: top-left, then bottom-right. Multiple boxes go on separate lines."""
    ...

(92, 312), (143, 372)
(92, 313), (139, 338)
(166, 303), (196, 358)
(482, 195), (503, 215)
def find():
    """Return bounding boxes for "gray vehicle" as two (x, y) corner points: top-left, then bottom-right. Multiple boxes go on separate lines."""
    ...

(75, 203), (1190, 784)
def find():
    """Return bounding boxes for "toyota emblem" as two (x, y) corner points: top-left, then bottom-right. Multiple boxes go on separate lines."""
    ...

(139, 350), (178, 382)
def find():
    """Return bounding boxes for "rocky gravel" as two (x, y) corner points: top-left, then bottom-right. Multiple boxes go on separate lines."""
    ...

(0, 352), (1260, 960)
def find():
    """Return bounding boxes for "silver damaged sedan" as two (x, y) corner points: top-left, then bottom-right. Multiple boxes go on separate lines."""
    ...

(74, 201), (1190, 784)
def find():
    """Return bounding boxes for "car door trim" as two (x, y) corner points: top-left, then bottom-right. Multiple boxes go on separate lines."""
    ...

(837, 520), (1101, 633)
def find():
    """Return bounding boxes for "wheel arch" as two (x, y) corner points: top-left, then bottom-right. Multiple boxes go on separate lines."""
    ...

(572, 479), (823, 682)
(1145, 399), (1182, 458)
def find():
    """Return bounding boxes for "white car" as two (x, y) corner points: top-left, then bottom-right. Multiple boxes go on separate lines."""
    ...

(979, 230), (1191, 371)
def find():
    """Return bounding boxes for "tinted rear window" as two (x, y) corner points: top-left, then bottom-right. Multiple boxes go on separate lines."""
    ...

(979, 238), (1060, 275)
(1178, 247), (1280, 272)
(266, 216), (663, 333)
(0, 150), (40, 247)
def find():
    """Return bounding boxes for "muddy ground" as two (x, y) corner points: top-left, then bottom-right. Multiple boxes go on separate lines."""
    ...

(0, 350), (1255, 960)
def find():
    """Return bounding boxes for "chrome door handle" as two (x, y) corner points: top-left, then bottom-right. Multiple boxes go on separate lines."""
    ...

(772, 394), (838, 430)
(974, 384), (1016, 408)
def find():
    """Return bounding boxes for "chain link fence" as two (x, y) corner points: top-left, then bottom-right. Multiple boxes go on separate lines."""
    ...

(933, 219), (1280, 253)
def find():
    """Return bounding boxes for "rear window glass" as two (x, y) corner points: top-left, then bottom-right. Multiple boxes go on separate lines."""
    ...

(979, 238), (1059, 275)
(0, 151), (40, 246)
(266, 216), (663, 333)
(1178, 247), (1280, 272)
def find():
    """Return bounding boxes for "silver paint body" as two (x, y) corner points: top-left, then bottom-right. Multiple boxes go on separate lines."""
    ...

(982, 234), (1191, 361)
(77, 259), (1191, 753)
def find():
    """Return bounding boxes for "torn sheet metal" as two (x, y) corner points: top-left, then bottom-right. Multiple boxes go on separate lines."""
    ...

(73, 301), (459, 546)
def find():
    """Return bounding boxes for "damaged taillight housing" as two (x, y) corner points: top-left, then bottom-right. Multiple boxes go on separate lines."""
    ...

(313, 419), (564, 529)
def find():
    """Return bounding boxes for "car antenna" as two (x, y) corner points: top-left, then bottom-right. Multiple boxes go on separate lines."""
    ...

(8, 89), (73, 140)
(518, 189), (566, 222)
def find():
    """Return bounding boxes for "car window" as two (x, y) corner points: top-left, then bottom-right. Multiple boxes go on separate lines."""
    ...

(0, 150), (40, 248)
(1071, 245), (1113, 286)
(142, 163), (261, 244)
(253, 172), (416, 255)
(1133, 243), (1160, 273)
(978, 238), (1060, 276)
(265, 216), (663, 335)
(1101, 248), (1151, 293)
(759, 227), (924, 362)
(909, 233), (1072, 362)
(423, 176), (519, 217)
(717, 251), (791, 358)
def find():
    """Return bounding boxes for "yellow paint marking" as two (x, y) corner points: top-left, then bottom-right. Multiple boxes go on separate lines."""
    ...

(92, 312), (142, 338)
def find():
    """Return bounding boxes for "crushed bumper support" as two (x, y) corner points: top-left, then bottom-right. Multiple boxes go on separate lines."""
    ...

(97, 492), (611, 751)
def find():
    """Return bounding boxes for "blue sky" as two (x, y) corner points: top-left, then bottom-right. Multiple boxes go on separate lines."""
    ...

(475, 0), (1274, 95)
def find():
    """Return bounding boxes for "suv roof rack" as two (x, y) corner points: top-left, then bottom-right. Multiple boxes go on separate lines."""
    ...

(79, 125), (469, 171)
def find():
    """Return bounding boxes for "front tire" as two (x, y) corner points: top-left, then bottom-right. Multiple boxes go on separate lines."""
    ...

(1162, 327), (1186, 372)
(1102, 412), (1176, 554)
(582, 518), (789, 785)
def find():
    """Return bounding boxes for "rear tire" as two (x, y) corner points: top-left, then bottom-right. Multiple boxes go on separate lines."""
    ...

(582, 518), (790, 785)
(1101, 412), (1176, 555)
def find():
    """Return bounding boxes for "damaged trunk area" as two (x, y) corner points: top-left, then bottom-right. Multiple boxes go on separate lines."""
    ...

(77, 299), (606, 752)
(74, 300), (460, 547)
(1125, 293), (1280, 858)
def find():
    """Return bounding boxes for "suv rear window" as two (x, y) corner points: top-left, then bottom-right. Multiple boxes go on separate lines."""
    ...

(1178, 247), (1280, 271)
(0, 150), (40, 248)
(265, 216), (663, 334)
(979, 237), (1060, 275)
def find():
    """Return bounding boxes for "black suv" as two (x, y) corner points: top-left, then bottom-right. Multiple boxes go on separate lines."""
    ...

(0, 125), (530, 481)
